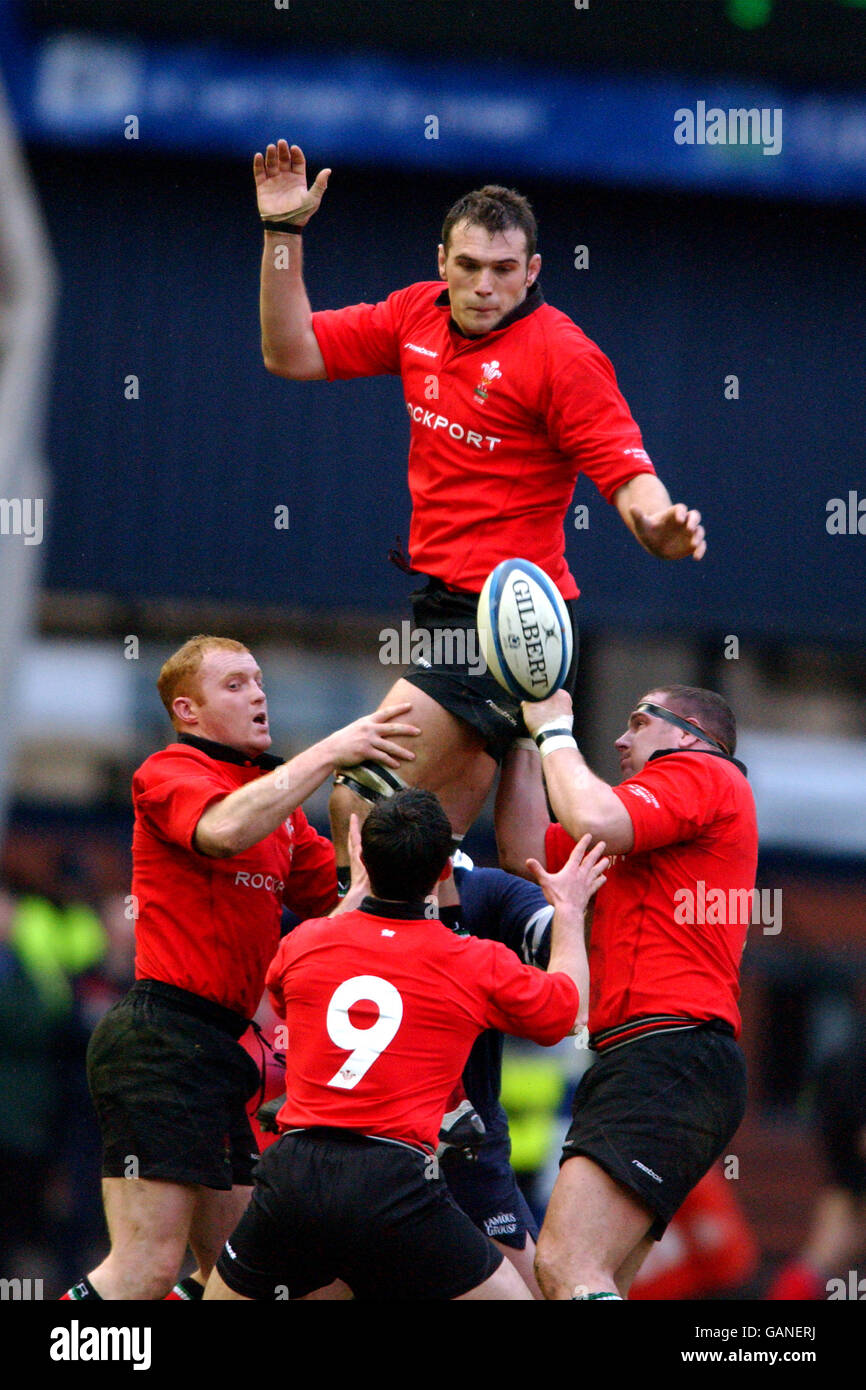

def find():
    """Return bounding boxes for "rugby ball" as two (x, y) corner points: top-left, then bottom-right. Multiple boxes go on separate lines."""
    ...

(476, 559), (572, 701)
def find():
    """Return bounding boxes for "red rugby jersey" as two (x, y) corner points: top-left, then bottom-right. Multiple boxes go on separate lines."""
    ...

(544, 750), (758, 1040)
(132, 739), (337, 1018)
(266, 899), (579, 1151)
(312, 282), (654, 597)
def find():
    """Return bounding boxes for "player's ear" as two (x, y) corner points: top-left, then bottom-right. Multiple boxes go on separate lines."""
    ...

(437, 243), (447, 279)
(171, 695), (196, 728)
(526, 252), (541, 285)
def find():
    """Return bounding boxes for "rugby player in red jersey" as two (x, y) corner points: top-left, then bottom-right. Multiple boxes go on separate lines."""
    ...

(61, 635), (418, 1302)
(517, 684), (758, 1300)
(204, 788), (608, 1301)
(252, 141), (706, 883)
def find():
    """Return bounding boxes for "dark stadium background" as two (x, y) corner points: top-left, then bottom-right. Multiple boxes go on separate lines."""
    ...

(0, 0), (865, 1304)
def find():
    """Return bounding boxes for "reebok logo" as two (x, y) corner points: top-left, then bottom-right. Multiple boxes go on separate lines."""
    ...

(632, 1159), (663, 1183)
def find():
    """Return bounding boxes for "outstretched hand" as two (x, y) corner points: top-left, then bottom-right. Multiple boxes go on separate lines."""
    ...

(330, 703), (420, 771)
(253, 140), (331, 226)
(629, 502), (706, 560)
(526, 833), (609, 919)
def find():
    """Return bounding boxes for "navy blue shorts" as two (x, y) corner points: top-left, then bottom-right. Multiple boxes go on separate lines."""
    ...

(442, 1130), (538, 1250)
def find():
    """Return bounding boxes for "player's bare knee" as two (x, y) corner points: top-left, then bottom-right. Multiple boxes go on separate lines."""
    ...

(533, 1245), (557, 1300)
(110, 1248), (179, 1301)
(534, 1232), (573, 1300)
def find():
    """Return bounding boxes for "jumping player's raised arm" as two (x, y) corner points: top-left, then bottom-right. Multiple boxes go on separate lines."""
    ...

(255, 140), (329, 379)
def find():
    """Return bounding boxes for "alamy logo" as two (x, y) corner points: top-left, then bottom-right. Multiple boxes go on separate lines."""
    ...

(49, 1321), (151, 1371)
(0, 497), (43, 545)
(674, 101), (782, 156)
(0, 1277), (43, 1299)
(379, 620), (486, 677)
(673, 881), (782, 935)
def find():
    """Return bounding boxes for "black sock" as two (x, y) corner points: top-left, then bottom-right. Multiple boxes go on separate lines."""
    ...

(60, 1276), (101, 1301)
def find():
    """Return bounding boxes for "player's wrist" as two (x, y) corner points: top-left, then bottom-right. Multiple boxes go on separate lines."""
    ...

(533, 716), (577, 758)
(261, 218), (303, 235)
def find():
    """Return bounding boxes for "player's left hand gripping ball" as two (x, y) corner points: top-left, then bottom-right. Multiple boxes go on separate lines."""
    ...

(477, 558), (572, 702)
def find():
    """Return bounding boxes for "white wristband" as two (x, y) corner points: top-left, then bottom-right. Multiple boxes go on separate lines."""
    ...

(539, 733), (578, 757)
(535, 715), (574, 736)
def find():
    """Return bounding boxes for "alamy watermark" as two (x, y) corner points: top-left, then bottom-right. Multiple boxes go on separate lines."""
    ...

(674, 101), (782, 156)
(379, 621), (486, 677)
(827, 1270), (866, 1300)
(673, 882), (782, 935)
(826, 491), (866, 535)
(0, 1277), (43, 1300)
(0, 497), (43, 545)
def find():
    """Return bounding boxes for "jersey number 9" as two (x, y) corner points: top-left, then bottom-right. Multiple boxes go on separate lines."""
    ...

(326, 974), (404, 1090)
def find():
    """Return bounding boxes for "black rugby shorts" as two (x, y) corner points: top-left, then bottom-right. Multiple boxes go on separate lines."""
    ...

(216, 1128), (503, 1299)
(561, 1022), (747, 1238)
(87, 980), (261, 1189)
(402, 577), (579, 764)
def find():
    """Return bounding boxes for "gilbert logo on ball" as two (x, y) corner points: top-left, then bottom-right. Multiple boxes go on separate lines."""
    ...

(477, 559), (572, 701)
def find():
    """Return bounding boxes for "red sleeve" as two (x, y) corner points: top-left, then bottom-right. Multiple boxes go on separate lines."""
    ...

(544, 822), (577, 874)
(132, 752), (226, 852)
(283, 810), (338, 919)
(546, 334), (656, 501)
(478, 938), (578, 1044)
(312, 287), (409, 380)
(612, 753), (731, 853)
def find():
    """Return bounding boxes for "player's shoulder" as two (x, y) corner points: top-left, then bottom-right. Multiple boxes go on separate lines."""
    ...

(644, 748), (749, 786)
(527, 302), (618, 386)
(531, 301), (600, 352)
(627, 749), (755, 818)
(133, 741), (221, 788)
(270, 911), (339, 961)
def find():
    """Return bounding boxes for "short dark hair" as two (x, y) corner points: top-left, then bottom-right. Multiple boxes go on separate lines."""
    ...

(648, 684), (737, 757)
(442, 185), (537, 261)
(361, 788), (452, 903)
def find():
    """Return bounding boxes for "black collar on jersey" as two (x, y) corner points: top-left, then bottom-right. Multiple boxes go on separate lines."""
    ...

(177, 732), (284, 771)
(647, 746), (749, 778)
(360, 895), (436, 921)
(435, 280), (545, 338)
(635, 702), (728, 754)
